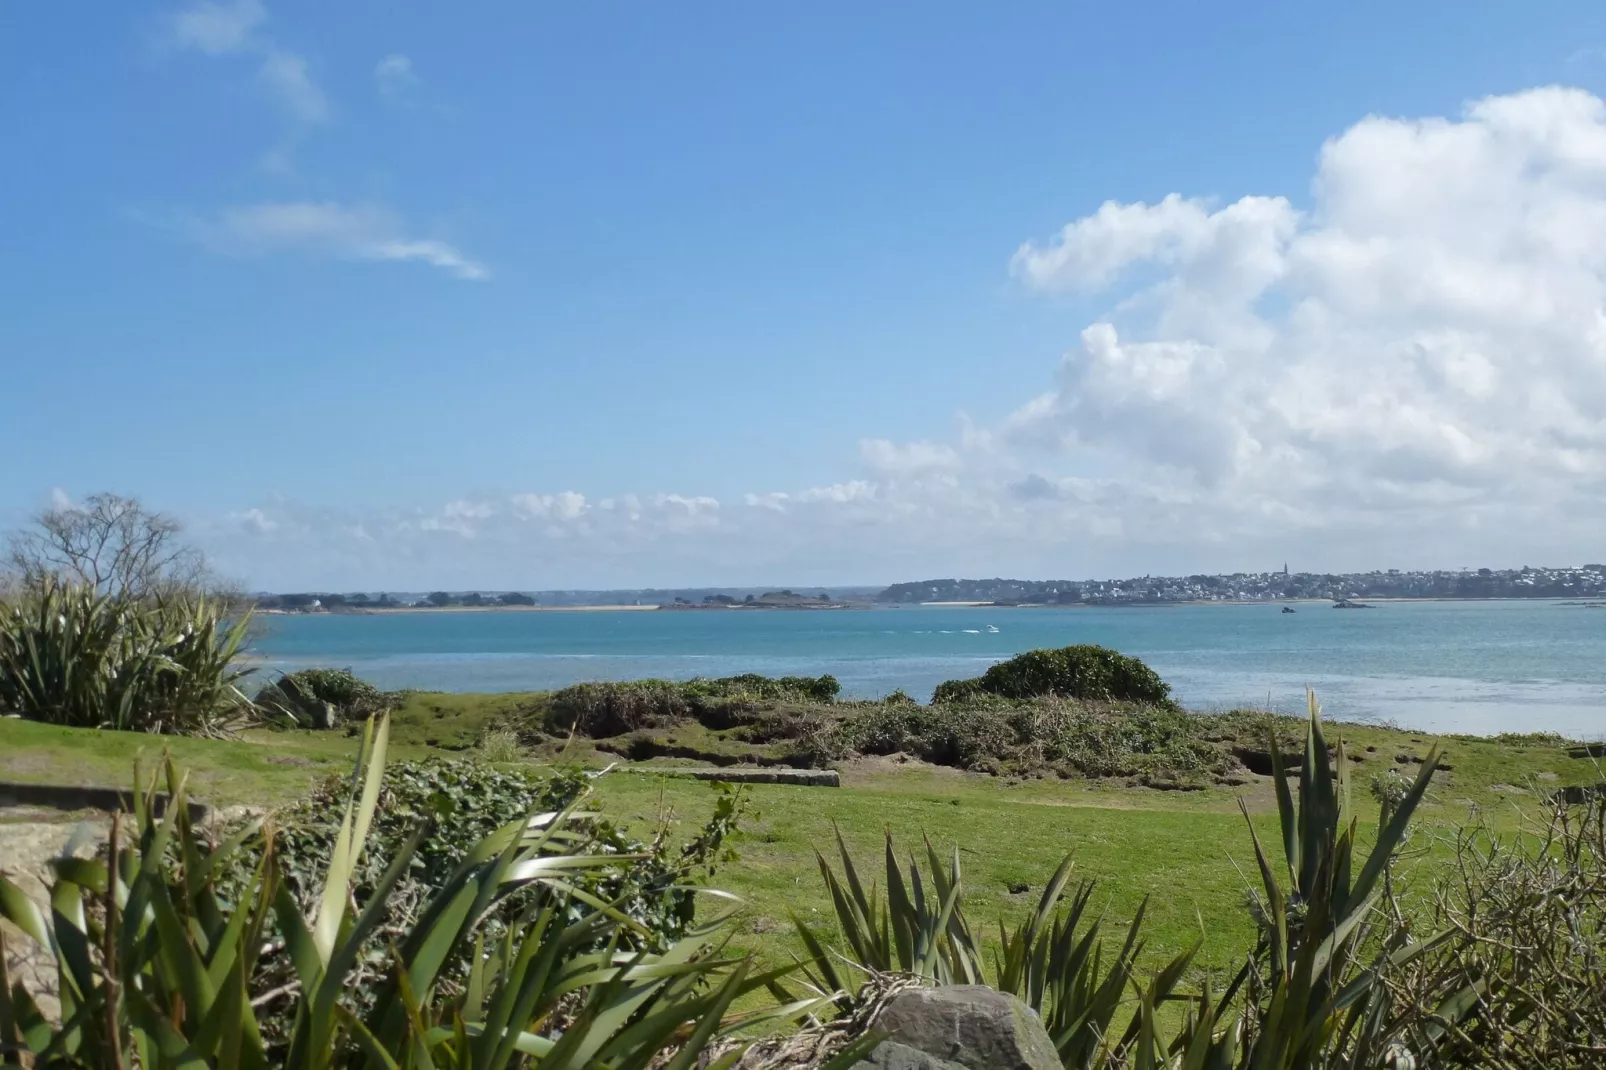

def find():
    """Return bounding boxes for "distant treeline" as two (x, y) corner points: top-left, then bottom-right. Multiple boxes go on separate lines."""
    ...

(255, 591), (537, 610)
(253, 586), (884, 610)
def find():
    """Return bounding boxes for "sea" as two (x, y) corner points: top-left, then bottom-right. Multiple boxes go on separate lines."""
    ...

(250, 601), (1606, 738)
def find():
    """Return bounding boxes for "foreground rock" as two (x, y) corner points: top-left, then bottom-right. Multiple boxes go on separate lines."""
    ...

(850, 986), (1060, 1070)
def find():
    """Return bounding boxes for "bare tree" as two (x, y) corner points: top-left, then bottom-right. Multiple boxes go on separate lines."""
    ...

(7, 493), (215, 599)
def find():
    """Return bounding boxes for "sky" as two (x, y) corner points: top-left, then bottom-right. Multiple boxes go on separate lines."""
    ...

(7, 2), (1606, 590)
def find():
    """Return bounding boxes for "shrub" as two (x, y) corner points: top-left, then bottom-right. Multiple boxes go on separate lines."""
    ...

(230, 755), (751, 1055)
(795, 695), (1451, 1069)
(1381, 793), (1606, 1067)
(547, 673), (841, 737)
(685, 673), (840, 703)
(0, 718), (812, 1068)
(1036, 702), (1220, 779)
(932, 644), (1173, 706)
(831, 697), (1224, 781)
(477, 724), (525, 762)
(845, 700), (1019, 770)
(0, 579), (253, 735)
(256, 666), (389, 728)
(930, 677), (985, 703)
(546, 679), (692, 736)
(263, 758), (743, 947)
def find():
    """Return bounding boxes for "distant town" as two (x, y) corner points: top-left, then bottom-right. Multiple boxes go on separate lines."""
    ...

(249, 565), (1606, 612)
(875, 565), (1606, 605)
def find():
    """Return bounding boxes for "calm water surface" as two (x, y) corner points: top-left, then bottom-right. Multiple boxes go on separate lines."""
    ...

(251, 601), (1606, 737)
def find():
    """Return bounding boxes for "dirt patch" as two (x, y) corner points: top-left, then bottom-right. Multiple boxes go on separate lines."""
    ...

(837, 753), (975, 787)
(1231, 747), (1293, 777)
(1395, 753), (1454, 771)
(0, 753), (59, 777)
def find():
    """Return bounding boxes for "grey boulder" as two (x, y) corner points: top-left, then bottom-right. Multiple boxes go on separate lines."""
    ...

(851, 986), (1060, 1070)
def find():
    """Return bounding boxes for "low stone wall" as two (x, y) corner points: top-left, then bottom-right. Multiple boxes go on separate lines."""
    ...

(623, 766), (840, 787)
(0, 780), (212, 822)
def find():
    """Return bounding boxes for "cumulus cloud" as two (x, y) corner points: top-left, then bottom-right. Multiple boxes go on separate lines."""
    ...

(1004, 86), (1606, 538)
(191, 201), (489, 279)
(197, 88), (1606, 586)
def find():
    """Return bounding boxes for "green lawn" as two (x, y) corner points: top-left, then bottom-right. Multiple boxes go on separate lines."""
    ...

(3, 696), (1600, 979)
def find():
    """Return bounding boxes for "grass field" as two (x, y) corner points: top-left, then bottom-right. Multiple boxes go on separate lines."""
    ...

(3, 692), (1601, 981)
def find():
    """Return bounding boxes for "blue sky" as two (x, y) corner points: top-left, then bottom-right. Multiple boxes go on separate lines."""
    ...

(8, 2), (1606, 589)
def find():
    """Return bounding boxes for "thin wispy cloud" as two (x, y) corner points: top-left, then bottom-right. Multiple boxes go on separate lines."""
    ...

(258, 49), (327, 124)
(192, 201), (489, 280)
(374, 53), (421, 102)
(167, 0), (264, 55)
(165, 0), (327, 170)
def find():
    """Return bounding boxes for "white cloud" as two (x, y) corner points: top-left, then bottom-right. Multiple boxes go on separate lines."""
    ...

(511, 492), (589, 521)
(231, 507), (277, 534)
(197, 88), (1606, 586)
(165, 0), (327, 164)
(1001, 86), (1606, 540)
(168, 0), (264, 55)
(859, 438), (959, 476)
(374, 54), (420, 101)
(258, 49), (327, 124)
(796, 481), (877, 504)
(193, 201), (489, 279)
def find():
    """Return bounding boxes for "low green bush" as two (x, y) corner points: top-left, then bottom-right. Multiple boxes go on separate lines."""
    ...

(0, 718), (806, 1069)
(546, 679), (693, 736)
(844, 700), (1019, 770)
(932, 644), (1174, 706)
(234, 756), (749, 1055)
(547, 673), (840, 737)
(831, 697), (1225, 782)
(256, 666), (390, 728)
(1031, 701), (1221, 780)
(0, 579), (253, 735)
(683, 672), (840, 704)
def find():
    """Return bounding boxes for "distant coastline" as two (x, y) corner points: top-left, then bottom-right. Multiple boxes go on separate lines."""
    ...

(258, 604), (660, 615)
(259, 600), (862, 616)
(249, 568), (1605, 616)
(254, 594), (1603, 617)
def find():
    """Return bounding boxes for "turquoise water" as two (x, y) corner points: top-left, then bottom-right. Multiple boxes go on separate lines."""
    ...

(251, 601), (1606, 737)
